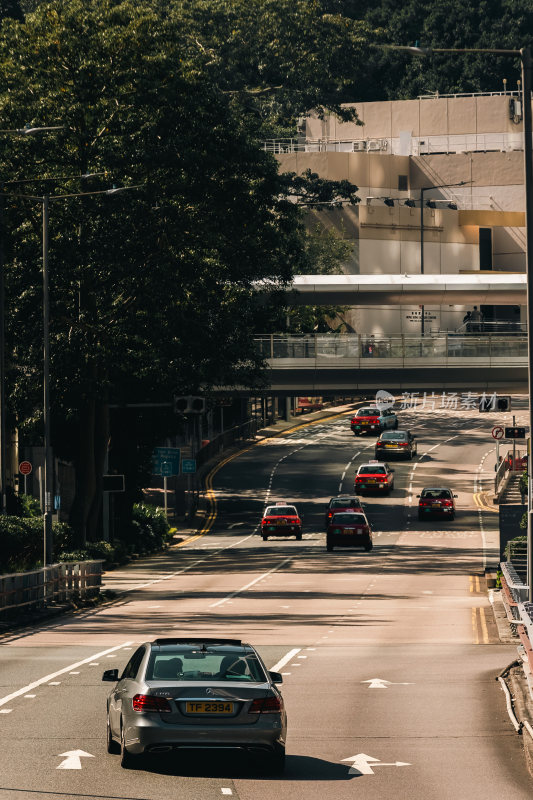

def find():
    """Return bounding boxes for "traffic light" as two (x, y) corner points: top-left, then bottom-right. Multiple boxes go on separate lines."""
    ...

(505, 426), (526, 439)
(496, 396), (512, 412)
(173, 395), (206, 414)
(478, 395), (511, 412)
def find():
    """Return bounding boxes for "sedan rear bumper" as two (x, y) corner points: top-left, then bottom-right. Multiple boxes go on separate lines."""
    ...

(124, 716), (285, 755)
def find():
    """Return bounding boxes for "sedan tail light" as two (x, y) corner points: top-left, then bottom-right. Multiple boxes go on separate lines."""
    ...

(249, 696), (283, 714)
(132, 694), (172, 713)
(442, 500), (453, 507)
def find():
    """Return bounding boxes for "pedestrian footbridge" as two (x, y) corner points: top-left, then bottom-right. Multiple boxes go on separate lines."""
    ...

(265, 273), (526, 305)
(255, 334), (528, 393)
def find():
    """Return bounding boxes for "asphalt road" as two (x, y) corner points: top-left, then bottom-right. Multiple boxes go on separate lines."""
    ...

(0, 402), (532, 800)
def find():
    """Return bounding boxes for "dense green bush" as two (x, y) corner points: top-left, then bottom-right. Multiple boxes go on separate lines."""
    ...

(0, 504), (170, 573)
(123, 504), (172, 554)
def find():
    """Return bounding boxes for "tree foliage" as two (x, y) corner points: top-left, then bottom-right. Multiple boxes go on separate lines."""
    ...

(324, 0), (533, 100)
(0, 0), (374, 544)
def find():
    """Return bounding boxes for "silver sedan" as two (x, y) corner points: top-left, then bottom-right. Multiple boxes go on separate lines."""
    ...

(103, 637), (287, 773)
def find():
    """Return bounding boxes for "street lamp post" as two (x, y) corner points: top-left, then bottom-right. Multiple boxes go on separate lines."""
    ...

(389, 44), (533, 601)
(3, 183), (141, 565)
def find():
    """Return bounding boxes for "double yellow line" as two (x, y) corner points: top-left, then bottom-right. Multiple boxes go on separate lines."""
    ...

(473, 492), (498, 513)
(472, 606), (490, 644)
(175, 407), (356, 548)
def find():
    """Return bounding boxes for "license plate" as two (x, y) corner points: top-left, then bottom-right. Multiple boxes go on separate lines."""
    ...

(276, 520), (286, 525)
(385, 444), (395, 448)
(367, 479), (376, 483)
(431, 504), (441, 509)
(186, 702), (234, 714)
(343, 528), (355, 534)
(361, 421), (368, 425)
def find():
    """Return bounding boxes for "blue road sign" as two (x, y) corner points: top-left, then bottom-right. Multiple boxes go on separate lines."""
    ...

(181, 458), (197, 474)
(152, 447), (181, 476)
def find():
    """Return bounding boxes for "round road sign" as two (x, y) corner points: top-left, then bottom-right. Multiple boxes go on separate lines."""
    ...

(19, 461), (32, 475)
(492, 426), (504, 440)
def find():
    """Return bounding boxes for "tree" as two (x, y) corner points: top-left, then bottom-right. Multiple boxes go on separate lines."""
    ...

(324, 0), (533, 100)
(0, 0), (377, 546)
(0, 0), (307, 545)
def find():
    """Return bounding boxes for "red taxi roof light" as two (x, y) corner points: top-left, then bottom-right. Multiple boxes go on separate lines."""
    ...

(249, 696), (283, 714)
(132, 694), (172, 713)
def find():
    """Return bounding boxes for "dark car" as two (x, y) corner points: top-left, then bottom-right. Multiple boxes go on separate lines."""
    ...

(103, 638), (287, 773)
(350, 407), (398, 436)
(375, 430), (417, 460)
(417, 488), (457, 520)
(324, 496), (364, 529)
(326, 511), (373, 552)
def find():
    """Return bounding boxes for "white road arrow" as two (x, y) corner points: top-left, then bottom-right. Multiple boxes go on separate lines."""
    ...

(342, 753), (411, 775)
(56, 750), (95, 770)
(361, 678), (414, 689)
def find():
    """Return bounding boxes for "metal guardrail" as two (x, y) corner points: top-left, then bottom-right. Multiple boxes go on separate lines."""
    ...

(0, 561), (103, 613)
(255, 334), (528, 364)
(196, 419), (258, 469)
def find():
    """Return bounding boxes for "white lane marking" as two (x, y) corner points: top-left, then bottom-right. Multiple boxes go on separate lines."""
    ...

(89, 663), (99, 666)
(271, 648), (301, 672)
(209, 558), (292, 608)
(48, 682), (61, 686)
(297, 655), (307, 659)
(69, 672), (80, 675)
(221, 790), (233, 796)
(24, 695), (36, 698)
(0, 642), (133, 708)
(56, 750), (95, 770)
(0, 709), (12, 713)
(342, 753), (411, 775)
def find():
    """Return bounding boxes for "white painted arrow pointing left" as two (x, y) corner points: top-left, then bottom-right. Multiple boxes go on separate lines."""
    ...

(56, 750), (94, 770)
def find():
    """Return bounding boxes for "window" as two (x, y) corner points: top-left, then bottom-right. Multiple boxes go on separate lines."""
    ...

(146, 650), (267, 683)
(266, 506), (297, 516)
(331, 514), (366, 525)
(357, 408), (380, 416)
(479, 228), (492, 270)
(358, 466), (386, 475)
(398, 175), (408, 191)
(121, 647), (145, 680)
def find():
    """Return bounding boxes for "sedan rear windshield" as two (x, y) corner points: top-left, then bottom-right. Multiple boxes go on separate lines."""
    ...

(358, 465), (386, 474)
(380, 431), (407, 440)
(146, 651), (267, 682)
(265, 506), (297, 516)
(331, 513), (366, 525)
(421, 489), (452, 499)
(357, 408), (380, 416)
(330, 498), (359, 508)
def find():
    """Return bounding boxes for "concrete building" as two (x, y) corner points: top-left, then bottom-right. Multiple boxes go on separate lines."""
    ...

(267, 91), (527, 335)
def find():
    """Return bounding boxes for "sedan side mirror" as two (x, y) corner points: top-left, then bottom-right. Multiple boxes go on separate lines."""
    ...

(102, 669), (119, 682)
(269, 671), (283, 684)
(453, 494), (458, 498)
(416, 494), (420, 498)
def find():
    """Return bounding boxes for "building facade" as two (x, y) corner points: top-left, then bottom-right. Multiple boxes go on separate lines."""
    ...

(269, 92), (527, 335)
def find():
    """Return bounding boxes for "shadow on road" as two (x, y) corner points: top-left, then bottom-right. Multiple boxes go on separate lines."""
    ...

(140, 750), (356, 780)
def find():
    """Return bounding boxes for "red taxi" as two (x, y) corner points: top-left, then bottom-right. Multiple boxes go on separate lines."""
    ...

(350, 407), (398, 436)
(261, 504), (302, 540)
(354, 461), (395, 495)
(417, 488), (457, 520)
(326, 511), (373, 552)
(324, 496), (364, 529)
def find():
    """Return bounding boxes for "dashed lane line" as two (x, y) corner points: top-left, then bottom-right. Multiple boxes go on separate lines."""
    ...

(0, 641), (134, 709)
(209, 558), (292, 608)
